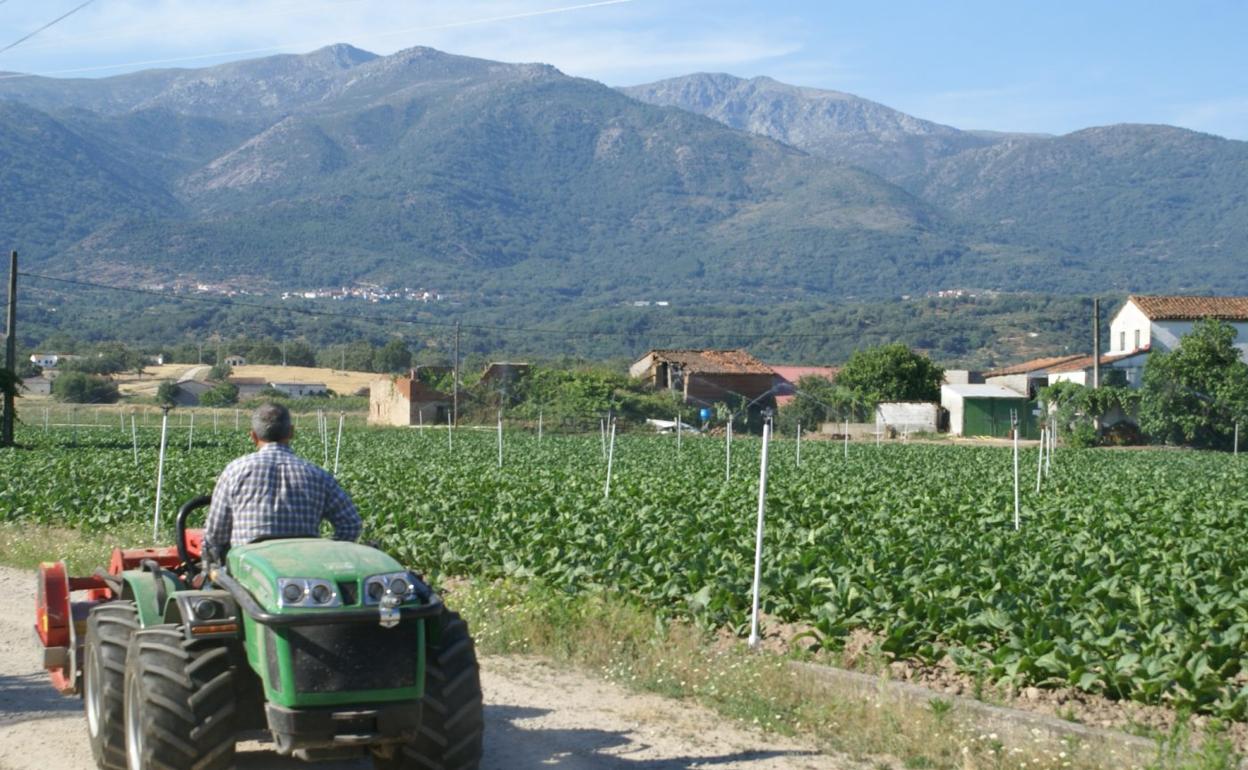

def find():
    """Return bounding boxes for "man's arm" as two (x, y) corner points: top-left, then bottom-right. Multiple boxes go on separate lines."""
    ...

(204, 468), (235, 554)
(322, 476), (363, 542)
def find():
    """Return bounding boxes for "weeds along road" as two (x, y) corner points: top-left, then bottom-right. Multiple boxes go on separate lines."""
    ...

(0, 565), (852, 770)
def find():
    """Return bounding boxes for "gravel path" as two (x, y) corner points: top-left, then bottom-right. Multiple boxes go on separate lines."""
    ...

(0, 565), (857, 769)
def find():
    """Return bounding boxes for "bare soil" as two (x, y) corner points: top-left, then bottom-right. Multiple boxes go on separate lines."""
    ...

(0, 565), (855, 770)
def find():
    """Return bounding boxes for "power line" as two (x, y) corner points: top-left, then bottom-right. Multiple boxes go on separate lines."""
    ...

(0, 0), (98, 57)
(18, 270), (833, 345)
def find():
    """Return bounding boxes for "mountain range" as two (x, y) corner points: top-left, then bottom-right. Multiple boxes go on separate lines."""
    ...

(2, 45), (1246, 330)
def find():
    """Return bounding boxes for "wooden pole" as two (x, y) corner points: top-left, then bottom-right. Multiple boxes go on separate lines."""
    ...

(2, 251), (16, 447)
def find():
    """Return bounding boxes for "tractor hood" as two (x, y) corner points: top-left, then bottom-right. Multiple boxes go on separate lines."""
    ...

(227, 539), (405, 613)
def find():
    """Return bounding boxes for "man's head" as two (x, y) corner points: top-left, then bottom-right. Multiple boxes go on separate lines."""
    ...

(250, 403), (294, 445)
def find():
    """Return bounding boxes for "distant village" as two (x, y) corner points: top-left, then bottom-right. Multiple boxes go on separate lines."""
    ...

(136, 279), (444, 303)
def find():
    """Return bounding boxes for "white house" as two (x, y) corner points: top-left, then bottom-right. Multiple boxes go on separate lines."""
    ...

(223, 355), (247, 367)
(29, 353), (71, 369)
(268, 382), (327, 398)
(1110, 296), (1248, 360)
(1047, 351), (1151, 389)
(983, 355), (1085, 398)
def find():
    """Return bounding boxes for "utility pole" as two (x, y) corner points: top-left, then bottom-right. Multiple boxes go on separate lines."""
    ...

(452, 321), (460, 427)
(1092, 298), (1101, 389)
(2, 251), (16, 447)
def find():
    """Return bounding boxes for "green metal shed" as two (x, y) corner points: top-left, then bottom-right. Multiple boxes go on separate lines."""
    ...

(941, 384), (1039, 439)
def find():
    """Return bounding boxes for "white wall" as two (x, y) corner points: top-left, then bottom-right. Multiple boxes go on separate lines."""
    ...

(876, 402), (938, 433)
(1152, 319), (1248, 360)
(1109, 301), (1152, 354)
(940, 386), (965, 436)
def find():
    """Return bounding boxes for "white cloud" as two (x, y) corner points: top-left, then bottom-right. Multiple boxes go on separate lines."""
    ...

(0, 0), (804, 87)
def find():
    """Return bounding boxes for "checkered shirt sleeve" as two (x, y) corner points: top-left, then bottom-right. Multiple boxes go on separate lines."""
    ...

(205, 443), (362, 549)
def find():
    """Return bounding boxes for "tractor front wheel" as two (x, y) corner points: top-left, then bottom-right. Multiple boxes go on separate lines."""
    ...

(123, 626), (238, 770)
(373, 609), (483, 770)
(84, 600), (138, 770)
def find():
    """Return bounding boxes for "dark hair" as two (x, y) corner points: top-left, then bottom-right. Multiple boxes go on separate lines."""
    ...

(251, 403), (293, 442)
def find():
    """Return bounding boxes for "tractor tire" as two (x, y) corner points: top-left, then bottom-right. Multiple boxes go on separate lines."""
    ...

(84, 600), (138, 770)
(123, 625), (238, 770)
(373, 610), (484, 770)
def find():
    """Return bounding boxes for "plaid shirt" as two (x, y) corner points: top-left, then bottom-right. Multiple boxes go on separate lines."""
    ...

(205, 443), (361, 549)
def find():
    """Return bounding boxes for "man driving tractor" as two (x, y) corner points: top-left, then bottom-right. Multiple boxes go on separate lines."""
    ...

(205, 402), (362, 554)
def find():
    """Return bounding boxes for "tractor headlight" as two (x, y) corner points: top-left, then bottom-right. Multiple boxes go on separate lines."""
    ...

(282, 582), (305, 605)
(363, 571), (419, 605)
(192, 598), (221, 620)
(366, 580), (386, 603)
(277, 578), (341, 608)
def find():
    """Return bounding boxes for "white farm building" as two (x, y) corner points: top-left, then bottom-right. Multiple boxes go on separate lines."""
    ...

(1111, 296), (1248, 360)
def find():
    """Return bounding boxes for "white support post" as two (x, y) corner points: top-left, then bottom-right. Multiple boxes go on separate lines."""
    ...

(43, 407), (48, 431)
(153, 408), (170, 540)
(333, 413), (344, 475)
(725, 416), (732, 482)
(447, 412), (453, 450)
(600, 418), (607, 459)
(120, 410), (125, 433)
(1012, 411), (1020, 531)
(676, 415), (681, 453)
(497, 411), (504, 469)
(604, 419), (617, 499)
(844, 420), (849, 459)
(1035, 428), (1045, 494)
(213, 409), (218, 433)
(1235, 422), (1239, 456)
(796, 421), (802, 467)
(538, 411), (543, 443)
(234, 409), (239, 430)
(187, 412), (194, 451)
(131, 415), (139, 467)
(747, 422), (773, 649)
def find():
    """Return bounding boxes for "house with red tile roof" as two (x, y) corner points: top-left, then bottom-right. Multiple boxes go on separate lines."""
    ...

(1111, 295), (1248, 360)
(629, 349), (776, 406)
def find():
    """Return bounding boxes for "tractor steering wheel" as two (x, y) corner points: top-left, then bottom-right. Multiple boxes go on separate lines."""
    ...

(175, 495), (213, 575)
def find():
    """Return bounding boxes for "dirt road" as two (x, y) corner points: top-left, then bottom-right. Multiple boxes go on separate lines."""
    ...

(0, 566), (856, 769)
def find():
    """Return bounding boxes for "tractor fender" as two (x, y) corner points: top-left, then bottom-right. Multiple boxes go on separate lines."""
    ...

(118, 569), (182, 628)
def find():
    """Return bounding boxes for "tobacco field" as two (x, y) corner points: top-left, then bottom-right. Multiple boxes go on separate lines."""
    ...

(3, 415), (1248, 718)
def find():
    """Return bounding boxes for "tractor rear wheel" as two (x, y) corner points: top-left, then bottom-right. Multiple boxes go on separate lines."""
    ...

(373, 610), (483, 770)
(84, 600), (138, 770)
(123, 626), (238, 770)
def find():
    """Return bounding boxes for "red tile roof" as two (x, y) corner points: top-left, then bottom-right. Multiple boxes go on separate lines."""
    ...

(769, 365), (839, 383)
(1046, 351), (1148, 373)
(984, 355), (1086, 378)
(643, 349), (774, 375)
(1129, 295), (1248, 321)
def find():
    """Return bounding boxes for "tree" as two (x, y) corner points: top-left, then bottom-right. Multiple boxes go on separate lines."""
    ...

(373, 338), (412, 373)
(1040, 381), (1139, 448)
(52, 372), (120, 404)
(209, 361), (233, 382)
(156, 380), (181, 406)
(775, 375), (860, 432)
(1138, 319), (1248, 449)
(199, 382), (239, 407)
(835, 343), (944, 406)
(282, 340), (316, 367)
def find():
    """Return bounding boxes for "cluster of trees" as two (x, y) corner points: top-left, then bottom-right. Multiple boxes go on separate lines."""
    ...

(776, 343), (944, 433)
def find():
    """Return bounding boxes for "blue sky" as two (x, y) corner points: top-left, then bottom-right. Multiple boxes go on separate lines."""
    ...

(0, 0), (1244, 139)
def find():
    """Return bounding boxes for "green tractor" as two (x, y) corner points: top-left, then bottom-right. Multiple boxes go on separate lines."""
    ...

(35, 495), (483, 769)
